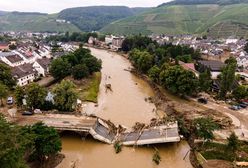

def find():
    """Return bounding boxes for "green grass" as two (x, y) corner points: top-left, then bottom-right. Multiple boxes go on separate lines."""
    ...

(78, 72), (101, 103)
(198, 141), (248, 162)
(101, 4), (248, 37)
(199, 142), (235, 161)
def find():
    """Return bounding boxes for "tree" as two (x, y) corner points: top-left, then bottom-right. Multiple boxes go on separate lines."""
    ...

(50, 58), (71, 80)
(30, 122), (61, 162)
(129, 49), (154, 73)
(0, 115), (33, 168)
(121, 35), (155, 52)
(227, 132), (239, 153)
(224, 56), (237, 65)
(15, 86), (25, 107)
(193, 117), (219, 142)
(52, 80), (78, 111)
(121, 37), (134, 52)
(71, 47), (91, 66)
(137, 51), (154, 73)
(147, 43), (156, 54)
(72, 64), (89, 80)
(0, 83), (8, 106)
(176, 55), (192, 63)
(219, 59), (237, 98)
(83, 57), (102, 74)
(148, 65), (161, 83)
(152, 150), (161, 165)
(232, 85), (248, 101)
(0, 63), (16, 88)
(159, 66), (199, 96)
(154, 48), (170, 66)
(199, 69), (212, 92)
(9, 44), (17, 50)
(26, 83), (47, 109)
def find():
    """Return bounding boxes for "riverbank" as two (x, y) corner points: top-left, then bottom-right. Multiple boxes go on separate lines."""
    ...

(28, 154), (65, 168)
(87, 46), (245, 168)
(66, 72), (101, 103)
(56, 47), (193, 168)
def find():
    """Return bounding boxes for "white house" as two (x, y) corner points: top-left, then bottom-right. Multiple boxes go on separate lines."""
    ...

(0, 52), (25, 67)
(14, 50), (36, 64)
(12, 63), (37, 86)
(105, 35), (115, 45)
(237, 55), (248, 68)
(88, 36), (95, 45)
(33, 58), (51, 77)
(226, 38), (238, 44)
(111, 37), (124, 50)
(38, 47), (51, 58)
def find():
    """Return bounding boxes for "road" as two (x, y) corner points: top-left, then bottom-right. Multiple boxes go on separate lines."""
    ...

(17, 114), (97, 129)
(194, 99), (248, 140)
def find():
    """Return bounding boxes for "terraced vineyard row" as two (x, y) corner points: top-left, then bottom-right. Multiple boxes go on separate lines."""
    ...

(208, 22), (248, 39)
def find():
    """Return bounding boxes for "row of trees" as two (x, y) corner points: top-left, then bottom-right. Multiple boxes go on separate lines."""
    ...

(50, 47), (102, 80)
(15, 80), (78, 112)
(122, 35), (200, 61)
(129, 49), (200, 96)
(122, 35), (155, 52)
(46, 32), (98, 43)
(0, 115), (61, 167)
(124, 35), (203, 97)
(127, 37), (246, 100)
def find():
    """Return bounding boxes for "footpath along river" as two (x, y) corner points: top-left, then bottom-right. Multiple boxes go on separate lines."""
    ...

(57, 48), (193, 168)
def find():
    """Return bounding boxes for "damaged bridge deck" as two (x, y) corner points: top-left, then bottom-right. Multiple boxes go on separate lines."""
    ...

(36, 114), (180, 145)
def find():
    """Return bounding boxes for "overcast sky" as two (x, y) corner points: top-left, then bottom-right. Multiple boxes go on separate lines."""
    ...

(0, 0), (171, 13)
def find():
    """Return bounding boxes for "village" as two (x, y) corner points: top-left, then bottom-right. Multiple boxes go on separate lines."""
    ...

(0, 31), (248, 168)
(0, 31), (247, 120)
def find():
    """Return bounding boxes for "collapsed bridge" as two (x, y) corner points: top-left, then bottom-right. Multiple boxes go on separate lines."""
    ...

(36, 114), (180, 145)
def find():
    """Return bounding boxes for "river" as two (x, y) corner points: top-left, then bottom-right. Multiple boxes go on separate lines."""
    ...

(57, 48), (193, 168)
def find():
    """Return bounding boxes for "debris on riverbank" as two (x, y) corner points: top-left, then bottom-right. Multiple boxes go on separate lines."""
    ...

(28, 153), (65, 168)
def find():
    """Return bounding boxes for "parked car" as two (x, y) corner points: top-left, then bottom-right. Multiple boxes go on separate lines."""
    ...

(229, 105), (239, 110)
(239, 103), (247, 108)
(22, 111), (33, 116)
(241, 102), (248, 106)
(7, 97), (14, 105)
(197, 98), (208, 104)
(34, 109), (42, 114)
(242, 99), (248, 103)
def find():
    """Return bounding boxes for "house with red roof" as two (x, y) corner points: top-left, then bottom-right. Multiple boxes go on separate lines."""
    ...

(0, 42), (9, 51)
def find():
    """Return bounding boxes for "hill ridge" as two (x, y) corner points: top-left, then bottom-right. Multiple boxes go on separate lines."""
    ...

(101, 3), (248, 38)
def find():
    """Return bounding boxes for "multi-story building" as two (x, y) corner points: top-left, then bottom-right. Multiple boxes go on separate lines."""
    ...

(12, 63), (37, 86)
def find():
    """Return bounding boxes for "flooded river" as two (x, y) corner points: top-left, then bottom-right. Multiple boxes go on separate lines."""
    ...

(58, 48), (192, 168)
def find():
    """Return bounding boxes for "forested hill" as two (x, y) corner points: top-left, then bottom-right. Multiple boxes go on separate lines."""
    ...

(0, 12), (81, 32)
(159, 0), (248, 6)
(58, 6), (150, 32)
(0, 6), (149, 32)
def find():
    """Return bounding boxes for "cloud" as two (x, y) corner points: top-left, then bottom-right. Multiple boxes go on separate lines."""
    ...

(0, 0), (171, 13)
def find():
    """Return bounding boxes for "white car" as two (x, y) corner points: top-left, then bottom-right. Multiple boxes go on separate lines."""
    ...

(7, 97), (14, 105)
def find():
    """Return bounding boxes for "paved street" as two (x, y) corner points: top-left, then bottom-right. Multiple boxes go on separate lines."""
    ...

(197, 100), (248, 140)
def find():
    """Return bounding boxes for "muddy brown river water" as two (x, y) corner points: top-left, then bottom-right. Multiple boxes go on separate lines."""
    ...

(57, 48), (193, 168)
